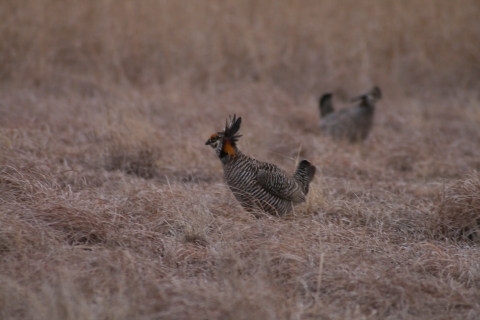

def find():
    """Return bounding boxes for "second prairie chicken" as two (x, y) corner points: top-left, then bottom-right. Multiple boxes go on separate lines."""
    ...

(206, 115), (316, 216)
(319, 86), (382, 142)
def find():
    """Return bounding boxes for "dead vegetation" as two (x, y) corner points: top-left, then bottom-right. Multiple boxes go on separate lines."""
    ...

(434, 172), (480, 242)
(1, 1), (480, 319)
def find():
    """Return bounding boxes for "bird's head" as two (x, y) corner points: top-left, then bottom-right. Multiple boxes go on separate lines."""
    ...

(352, 86), (382, 107)
(206, 114), (242, 158)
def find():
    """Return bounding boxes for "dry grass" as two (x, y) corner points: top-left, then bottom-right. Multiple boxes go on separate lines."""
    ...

(434, 172), (480, 242)
(1, 1), (480, 319)
(2, 0), (480, 94)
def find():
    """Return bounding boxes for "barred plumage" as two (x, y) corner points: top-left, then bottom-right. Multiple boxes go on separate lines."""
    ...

(206, 115), (316, 216)
(319, 86), (382, 142)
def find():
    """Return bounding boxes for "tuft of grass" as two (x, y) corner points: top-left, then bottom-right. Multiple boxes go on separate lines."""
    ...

(107, 147), (159, 179)
(433, 172), (480, 242)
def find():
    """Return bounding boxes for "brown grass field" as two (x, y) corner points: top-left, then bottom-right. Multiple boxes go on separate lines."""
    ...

(1, 0), (480, 319)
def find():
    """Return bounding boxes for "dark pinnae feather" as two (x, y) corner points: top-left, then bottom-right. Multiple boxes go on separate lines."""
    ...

(320, 93), (332, 107)
(371, 86), (382, 99)
(319, 93), (334, 117)
(224, 114), (242, 145)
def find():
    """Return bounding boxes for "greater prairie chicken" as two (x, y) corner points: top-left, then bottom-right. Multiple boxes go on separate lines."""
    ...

(319, 86), (382, 142)
(206, 115), (316, 216)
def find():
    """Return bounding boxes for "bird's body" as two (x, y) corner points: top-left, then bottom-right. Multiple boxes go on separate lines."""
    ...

(319, 86), (381, 142)
(320, 104), (375, 142)
(206, 115), (315, 216)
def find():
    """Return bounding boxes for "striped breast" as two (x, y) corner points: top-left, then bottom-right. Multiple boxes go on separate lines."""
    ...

(222, 154), (294, 216)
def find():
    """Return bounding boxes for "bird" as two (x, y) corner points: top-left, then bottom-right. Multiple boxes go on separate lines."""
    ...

(205, 115), (316, 216)
(319, 86), (382, 142)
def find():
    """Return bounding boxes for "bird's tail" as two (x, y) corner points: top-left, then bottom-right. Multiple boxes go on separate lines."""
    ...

(293, 160), (316, 195)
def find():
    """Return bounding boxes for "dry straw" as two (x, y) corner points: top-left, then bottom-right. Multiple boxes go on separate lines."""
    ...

(1, 1), (480, 319)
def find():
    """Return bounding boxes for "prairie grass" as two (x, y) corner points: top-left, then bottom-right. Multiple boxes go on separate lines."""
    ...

(1, 1), (480, 319)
